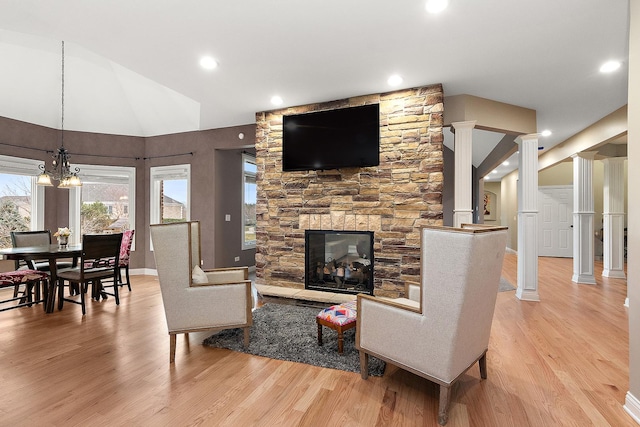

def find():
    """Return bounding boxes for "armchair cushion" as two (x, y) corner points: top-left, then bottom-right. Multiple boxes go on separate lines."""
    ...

(191, 265), (209, 285)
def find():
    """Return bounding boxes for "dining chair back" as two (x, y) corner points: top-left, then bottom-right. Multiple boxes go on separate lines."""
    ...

(117, 229), (135, 291)
(10, 230), (73, 272)
(57, 233), (123, 315)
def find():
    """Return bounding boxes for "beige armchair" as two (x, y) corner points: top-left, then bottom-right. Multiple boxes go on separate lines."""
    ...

(356, 225), (508, 425)
(150, 221), (252, 363)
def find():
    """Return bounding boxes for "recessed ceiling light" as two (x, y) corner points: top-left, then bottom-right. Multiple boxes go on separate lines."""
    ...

(600, 60), (621, 73)
(541, 129), (552, 137)
(492, 169), (498, 174)
(387, 74), (403, 86)
(199, 56), (218, 70)
(271, 95), (283, 106)
(425, 0), (449, 14)
(502, 161), (509, 166)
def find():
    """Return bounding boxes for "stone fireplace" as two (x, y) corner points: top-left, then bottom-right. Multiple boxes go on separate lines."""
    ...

(255, 84), (444, 298)
(305, 230), (374, 295)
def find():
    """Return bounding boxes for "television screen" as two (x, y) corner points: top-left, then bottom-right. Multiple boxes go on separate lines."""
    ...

(282, 104), (380, 171)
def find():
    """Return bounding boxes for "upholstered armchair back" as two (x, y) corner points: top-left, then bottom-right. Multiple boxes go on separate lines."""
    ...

(153, 221), (247, 330)
(357, 225), (507, 425)
(358, 226), (508, 382)
(420, 226), (508, 382)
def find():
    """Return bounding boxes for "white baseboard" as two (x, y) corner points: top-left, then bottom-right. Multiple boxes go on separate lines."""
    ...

(625, 391), (640, 425)
(130, 267), (255, 277)
(131, 268), (157, 276)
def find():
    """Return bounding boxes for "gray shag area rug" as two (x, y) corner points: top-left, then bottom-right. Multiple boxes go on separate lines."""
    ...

(499, 277), (516, 292)
(203, 303), (385, 376)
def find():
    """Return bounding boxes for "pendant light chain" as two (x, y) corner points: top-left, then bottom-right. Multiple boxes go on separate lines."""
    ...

(61, 40), (65, 147)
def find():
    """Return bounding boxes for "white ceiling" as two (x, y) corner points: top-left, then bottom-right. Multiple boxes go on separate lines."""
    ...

(0, 1), (629, 177)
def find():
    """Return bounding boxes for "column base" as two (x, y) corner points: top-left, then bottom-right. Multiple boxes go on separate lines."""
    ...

(603, 269), (626, 279)
(515, 287), (540, 302)
(571, 273), (596, 284)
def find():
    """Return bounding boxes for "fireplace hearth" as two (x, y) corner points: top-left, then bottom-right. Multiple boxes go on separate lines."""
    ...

(305, 230), (374, 295)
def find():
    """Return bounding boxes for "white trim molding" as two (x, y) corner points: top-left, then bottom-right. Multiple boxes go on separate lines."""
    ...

(624, 391), (640, 425)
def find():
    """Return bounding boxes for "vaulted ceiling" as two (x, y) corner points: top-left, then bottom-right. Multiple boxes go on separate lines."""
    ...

(0, 1), (629, 178)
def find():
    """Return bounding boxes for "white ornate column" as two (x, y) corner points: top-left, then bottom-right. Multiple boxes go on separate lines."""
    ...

(602, 157), (626, 279)
(572, 152), (596, 284)
(516, 134), (540, 301)
(451, 121), (476, 227)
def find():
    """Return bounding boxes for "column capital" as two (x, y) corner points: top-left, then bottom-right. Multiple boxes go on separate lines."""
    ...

(515, 133), (540, 144)
(571, 151), (597, 160)
(602, 157), (628, 164)
(450, 120), (477, 131)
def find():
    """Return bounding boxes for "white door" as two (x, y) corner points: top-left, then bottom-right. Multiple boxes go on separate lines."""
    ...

(539, 186), (573, 257)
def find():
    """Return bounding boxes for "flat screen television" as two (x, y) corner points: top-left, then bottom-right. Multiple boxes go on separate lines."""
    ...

(282, 103), (380, 171)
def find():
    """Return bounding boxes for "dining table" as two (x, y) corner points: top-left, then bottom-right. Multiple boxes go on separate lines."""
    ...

(0, 244), (81, 313)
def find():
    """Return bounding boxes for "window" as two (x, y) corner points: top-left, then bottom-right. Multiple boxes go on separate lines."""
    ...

(150, 164), (190, 225)
(242, 154), (256, 249)
(0, 155), (45, 248)
(68, 165), (136, 247)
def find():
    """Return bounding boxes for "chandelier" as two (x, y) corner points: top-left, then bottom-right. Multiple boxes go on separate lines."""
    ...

(37, 41), (82, 188)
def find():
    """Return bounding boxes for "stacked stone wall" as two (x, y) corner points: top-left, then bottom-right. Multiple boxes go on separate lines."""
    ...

(255, 84), (444, 298)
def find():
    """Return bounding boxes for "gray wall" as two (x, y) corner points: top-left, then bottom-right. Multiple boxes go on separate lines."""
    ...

(0, 115), (257, 271)
(214, 148), (256, 268)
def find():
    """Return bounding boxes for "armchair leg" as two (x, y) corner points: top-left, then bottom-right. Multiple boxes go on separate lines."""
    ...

(438, 385), (451, 426)
(359, 351), (369, 379)
(169, 333), (177, 363)
(479, 352), (487, 379)
(243, 327), (250, 347)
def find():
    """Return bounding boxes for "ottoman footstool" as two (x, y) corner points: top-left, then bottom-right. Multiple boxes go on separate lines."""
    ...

(316, 300), (357, 354)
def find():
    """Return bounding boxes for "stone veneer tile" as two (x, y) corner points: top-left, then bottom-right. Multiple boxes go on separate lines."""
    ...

(331, 211), (345, 230)
(321, 214), (332, 230)
(299, 214), (310, 231)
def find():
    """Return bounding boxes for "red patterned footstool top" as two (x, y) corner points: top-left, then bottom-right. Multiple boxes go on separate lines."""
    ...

(316, 300), (357, 326)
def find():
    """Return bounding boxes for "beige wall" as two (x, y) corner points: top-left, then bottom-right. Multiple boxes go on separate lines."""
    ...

(501, 170), (519, 250)
(483, 181), (501, 226)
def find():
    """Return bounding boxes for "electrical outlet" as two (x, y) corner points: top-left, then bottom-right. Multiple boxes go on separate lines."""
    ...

(234, 256), (240, 262)
(225, 214), (231, 222)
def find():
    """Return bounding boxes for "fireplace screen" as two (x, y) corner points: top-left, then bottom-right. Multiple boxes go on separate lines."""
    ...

(305, 230), (374, 295)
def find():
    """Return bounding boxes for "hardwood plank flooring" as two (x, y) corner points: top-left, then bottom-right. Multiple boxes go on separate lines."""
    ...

(0, 254), (634, 426)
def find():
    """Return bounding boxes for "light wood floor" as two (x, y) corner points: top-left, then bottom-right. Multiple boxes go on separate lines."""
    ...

(0, 254), (634, 426)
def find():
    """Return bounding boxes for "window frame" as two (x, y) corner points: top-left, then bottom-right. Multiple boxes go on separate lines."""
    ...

(242, 153), (256, 250)
(68, 164), (136, 247)
(0, 154), (45, 231)
(150, 164), (191, 249)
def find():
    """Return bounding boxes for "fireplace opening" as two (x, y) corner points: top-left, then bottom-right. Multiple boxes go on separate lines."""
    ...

(305, 230), (374, 295)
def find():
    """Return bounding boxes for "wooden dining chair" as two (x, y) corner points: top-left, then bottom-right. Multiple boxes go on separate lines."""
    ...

(10, 230), (74, 272)
(56, 233), (123, 315)
(117, 229), (135, 291)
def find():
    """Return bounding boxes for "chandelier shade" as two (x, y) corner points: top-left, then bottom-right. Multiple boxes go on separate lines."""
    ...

(37, 41), (82, 188)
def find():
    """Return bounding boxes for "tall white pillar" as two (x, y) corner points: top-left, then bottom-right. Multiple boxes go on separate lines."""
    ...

(572, 152), (596, 284)
(516, 134), (540, 301)
(451, 121), (476, 227)
(602, 158), (626, 279)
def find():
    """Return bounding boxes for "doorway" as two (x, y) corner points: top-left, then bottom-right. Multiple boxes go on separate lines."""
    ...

(539, 186), (573, 257)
